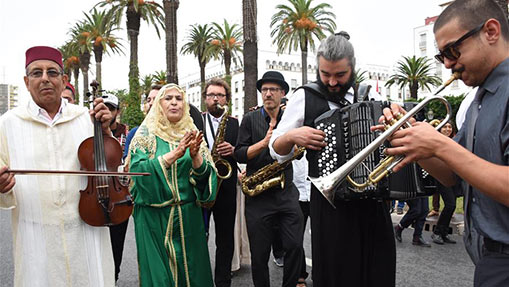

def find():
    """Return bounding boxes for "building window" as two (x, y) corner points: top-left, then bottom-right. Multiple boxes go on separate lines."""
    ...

(242, 80), (245, 91)
(235, 98), (239, 110)
(235, 81), (239, 93)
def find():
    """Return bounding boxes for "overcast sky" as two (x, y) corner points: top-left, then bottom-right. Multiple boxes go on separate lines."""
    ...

(0, 0), (443, 100)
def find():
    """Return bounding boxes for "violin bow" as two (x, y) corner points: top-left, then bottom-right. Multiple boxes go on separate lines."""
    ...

(7, 170), (150, 177)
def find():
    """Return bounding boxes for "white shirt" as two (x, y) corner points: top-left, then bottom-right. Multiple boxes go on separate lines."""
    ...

(269, 87), (384, 162)
(205, 112), (224, 151)
(292, 153), (311, 201)
(28, 98), (66, 126)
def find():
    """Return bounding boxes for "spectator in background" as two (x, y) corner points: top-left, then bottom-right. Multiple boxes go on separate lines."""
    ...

(61, 82), (76, 104)
(430, 120), (458, 245)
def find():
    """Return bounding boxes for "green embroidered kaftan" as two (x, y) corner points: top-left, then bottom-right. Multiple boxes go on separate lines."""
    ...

(129, 134), (217, 287)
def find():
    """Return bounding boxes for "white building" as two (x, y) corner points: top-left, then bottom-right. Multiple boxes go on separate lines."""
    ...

(412, 1), (475, 98)
(180, 49), (395, 122)
(0, 84), (19, 116)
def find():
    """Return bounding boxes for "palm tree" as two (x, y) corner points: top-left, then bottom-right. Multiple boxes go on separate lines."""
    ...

(163, 0), (179, 84)
(95, 0), (164, 127)
(243, 0), (258, 113)
(152, 70), (167, 85)
(209, 19), (243, 83)
(181, 24), (215, 109)
(59, 42), (81, 103)
(270, 0), (336, 85)
(385, 55), (442, 100)
(95, 0), (164, 81)
(354, 69), (368, 86)
(140, 74), (154, 97)
(82, 8), (124, 85)
(69, 22), (93, 102)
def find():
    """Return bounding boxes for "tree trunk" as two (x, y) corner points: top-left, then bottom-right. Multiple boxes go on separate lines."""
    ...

(164, 0), (179, 84)
(199, 60), (206, 111)
(73, 66), (80, 105)
(93, 45), (104, 85)
(126, 6), (141, 94)
(243, 0), (258, 113)
(410, 81), (418, 100)
(79, 51), (91, 103)
(301, 49), (308, 85)
(224, 49), (232, 77)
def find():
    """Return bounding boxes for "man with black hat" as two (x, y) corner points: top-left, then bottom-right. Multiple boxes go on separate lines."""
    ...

(270, 33), (394, 287)
(0, 46), (114, 286)
(234, 71), (303, 287)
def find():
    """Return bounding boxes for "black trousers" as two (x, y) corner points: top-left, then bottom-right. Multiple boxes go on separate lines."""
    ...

(299, 201), (310, 279)
(207, 184), (237, 287)
(434, 184), (456, 236)
(109, 218), (129, 282)
(399, 197), (428, 237)
(310, 187), (395, 287)
(246, 186), (303, 287)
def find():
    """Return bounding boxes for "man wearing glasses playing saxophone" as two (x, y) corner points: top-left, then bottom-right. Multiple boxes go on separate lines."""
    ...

(376, 1), (509, 286)
(201, 78), (239, 287)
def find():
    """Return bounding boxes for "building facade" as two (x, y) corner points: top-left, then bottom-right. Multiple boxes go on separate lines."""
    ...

(412, 2), (475, 99)
(180, 50), (395, 122)
(0, 84), (19, 116)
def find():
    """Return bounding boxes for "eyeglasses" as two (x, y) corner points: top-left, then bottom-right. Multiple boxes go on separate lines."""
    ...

(206, 93), (226, 98)
(261, 87), (281, 94)
(435, 22), (484, 64)
(27, 69), (63, 79)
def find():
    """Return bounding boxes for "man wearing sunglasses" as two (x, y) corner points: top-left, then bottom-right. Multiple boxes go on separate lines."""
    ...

(378, 0), (509, 286)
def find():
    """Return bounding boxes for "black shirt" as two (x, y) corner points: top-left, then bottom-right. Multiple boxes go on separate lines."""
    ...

(234, 107), (284, 177)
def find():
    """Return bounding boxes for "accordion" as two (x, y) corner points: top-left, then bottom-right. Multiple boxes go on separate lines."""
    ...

(309, 101), (435, 201)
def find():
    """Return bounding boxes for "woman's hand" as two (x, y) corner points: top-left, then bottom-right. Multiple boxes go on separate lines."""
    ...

(163, 132), (193, 167)
(190, 131), (204, 169)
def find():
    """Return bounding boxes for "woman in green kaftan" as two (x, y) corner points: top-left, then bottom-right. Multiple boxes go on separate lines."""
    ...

(127, 83), (217, 287)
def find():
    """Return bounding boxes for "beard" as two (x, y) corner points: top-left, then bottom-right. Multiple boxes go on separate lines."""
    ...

(316, 71), (355, 99)
(209, 104), (224, 117)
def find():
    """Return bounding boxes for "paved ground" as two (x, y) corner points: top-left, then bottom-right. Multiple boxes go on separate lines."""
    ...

(0, 209), (474, 286)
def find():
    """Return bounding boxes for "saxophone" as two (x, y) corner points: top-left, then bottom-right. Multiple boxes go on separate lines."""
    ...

(211, 104), (233, 190)
(241, 146), (305, 197)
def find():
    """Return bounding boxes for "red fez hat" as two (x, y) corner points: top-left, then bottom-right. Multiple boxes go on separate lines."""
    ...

(25, 46), (63, 68)
(65, 83), (75, 96)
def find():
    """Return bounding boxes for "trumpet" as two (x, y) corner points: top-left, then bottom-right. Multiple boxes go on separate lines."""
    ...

(309, 72), (460, 208)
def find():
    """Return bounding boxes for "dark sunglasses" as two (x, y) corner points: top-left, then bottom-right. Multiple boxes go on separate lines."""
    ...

(434, 22), (484, 64)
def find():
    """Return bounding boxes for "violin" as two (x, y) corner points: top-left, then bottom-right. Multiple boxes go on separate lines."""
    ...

(77, 80), (134, 226)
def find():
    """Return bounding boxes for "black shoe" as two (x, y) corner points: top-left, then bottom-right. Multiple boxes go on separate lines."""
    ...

(431, 233), (444, 245)
(442, 234), (457, 244)
(394, 225), (403, 243)
(412, 236), (431, 247)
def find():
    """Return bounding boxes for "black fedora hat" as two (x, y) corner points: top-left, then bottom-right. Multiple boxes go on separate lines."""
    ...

(256, 71), (289, 94)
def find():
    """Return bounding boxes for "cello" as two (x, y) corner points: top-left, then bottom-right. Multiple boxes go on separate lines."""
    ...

(77, 80), (134, 226)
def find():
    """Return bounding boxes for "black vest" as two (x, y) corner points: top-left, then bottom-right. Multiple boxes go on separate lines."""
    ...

(300, 83), (348, 178)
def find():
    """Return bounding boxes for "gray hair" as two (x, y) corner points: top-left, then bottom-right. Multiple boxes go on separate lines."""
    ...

(316, 32), (356, 69)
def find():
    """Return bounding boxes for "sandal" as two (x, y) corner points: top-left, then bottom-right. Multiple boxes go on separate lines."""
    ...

(297, 279), (307, 287)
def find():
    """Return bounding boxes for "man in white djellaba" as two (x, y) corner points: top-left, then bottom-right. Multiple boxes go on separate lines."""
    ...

(0, 46), (115, 287)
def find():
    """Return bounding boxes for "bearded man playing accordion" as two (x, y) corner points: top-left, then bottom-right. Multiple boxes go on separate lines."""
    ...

(269, 33), (395, 287)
